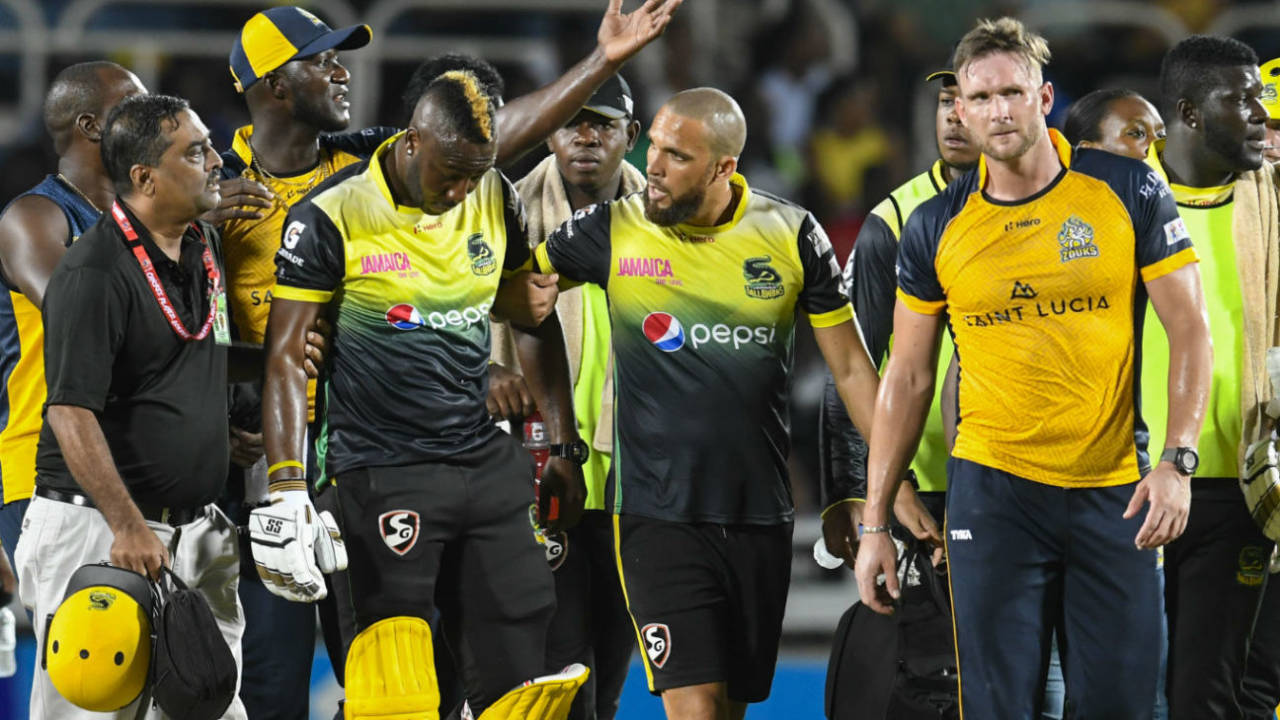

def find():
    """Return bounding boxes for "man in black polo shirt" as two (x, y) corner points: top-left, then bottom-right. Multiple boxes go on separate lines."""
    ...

(14, 94), (253, 719)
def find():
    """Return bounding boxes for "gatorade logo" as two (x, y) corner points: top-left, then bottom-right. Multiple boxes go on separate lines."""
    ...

(379, 510), (420, 556)
(642, 623), (671, 668)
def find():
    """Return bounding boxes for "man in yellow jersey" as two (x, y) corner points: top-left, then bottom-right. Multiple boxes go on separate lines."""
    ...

(217, 5), (679, 716)
(536, 87), (888, 720)
(258, 70), (583, 719)
(856, 18), (1212, 718)
(818, 63), (977, 565)
(1142, 36), (1280, 719)
(0, 63), (145, 564)
(488, 74), (644, 720)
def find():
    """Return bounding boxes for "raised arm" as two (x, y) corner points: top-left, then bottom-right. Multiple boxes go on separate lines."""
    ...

(494, 0), (681, 167)
(1126, 263), (1211, 548)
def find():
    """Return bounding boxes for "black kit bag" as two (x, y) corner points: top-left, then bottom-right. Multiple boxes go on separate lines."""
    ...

(825, 535), (959, 720)
(150, 567), (237, 720)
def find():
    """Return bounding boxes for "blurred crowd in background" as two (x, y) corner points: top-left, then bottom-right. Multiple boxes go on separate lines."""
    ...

(2, 0), (1280, 516)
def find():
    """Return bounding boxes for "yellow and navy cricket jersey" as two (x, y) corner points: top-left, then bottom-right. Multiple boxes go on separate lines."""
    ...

(0, 175), (98, 504)
(219, 125), (398, 344)
(1139, 180), (1241, 478)
(537, 173), (853, 525)
(897, 130), (1197, 487)
(274, 133), (531, 479)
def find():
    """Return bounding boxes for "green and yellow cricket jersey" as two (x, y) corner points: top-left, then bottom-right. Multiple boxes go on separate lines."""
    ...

(273, 133), (530, 478)
(536, 173), (853, 525)
(1139, 180), (1242, 478)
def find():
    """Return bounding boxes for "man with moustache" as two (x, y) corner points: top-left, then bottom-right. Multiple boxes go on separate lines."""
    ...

(536, 87), (888, 720)
(15, 94), (249, 719)
(1141, 36), (1280, 719)
(856, 17), (1212, 718)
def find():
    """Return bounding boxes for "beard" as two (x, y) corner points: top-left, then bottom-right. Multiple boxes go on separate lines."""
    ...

(293, 92), (349, 133)
(643, 182), (706, 226)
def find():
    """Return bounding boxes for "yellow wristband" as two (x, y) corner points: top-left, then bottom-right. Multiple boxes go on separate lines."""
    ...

(820, 497), (865, 520)
(267, 460), (305, 476)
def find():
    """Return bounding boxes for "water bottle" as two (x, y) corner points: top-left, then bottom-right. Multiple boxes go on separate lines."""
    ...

(523, 411), (559, 524)
(813, 537), (845, 570)
(0, 606), (16, 678)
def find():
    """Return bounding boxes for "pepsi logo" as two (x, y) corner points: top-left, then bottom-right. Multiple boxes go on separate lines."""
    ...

(643, 312), (685, 352)
(386, 304), (424, 330)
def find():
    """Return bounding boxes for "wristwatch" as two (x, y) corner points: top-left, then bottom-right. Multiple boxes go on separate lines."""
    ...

(1160, 446), (1199, 476)
(549, 440), (590, 466)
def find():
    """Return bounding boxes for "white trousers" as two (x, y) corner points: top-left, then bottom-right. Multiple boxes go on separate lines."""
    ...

(15, 495), (247, 720)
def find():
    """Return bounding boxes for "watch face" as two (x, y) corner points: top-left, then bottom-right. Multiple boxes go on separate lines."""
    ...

(1178, 448), (1199, 473)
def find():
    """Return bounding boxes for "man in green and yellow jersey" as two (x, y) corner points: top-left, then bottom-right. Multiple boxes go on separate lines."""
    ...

(1142, 36), (1280, 718)
(537, 87), (887, 720)
(818, 63), (978, 562)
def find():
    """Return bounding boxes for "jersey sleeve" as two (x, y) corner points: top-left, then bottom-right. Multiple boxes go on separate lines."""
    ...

(499, 172), (533, 277)
(273, 202), (345, 304)
(896, 206), (947, 315)
(848, 213), (900, 366)
(535, 201), (614, 287)
(1131, 169), (1197, 282)
(797, 214), (854, 328)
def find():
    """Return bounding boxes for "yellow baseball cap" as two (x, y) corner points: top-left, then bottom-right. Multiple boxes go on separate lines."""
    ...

(229, 6), (371, 93)
(1262, 57), (1280, 121)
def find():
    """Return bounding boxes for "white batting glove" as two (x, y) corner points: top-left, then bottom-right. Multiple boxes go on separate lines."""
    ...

(249, 489), (347, 602)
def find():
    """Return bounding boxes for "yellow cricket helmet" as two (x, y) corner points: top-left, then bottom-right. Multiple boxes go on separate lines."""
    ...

(44, 564), (155, 712)
(1261, 57), (1280, 121)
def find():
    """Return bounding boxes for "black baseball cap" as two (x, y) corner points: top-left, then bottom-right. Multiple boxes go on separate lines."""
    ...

(583, 75), (634, 120)
(925, 68), (956, 85)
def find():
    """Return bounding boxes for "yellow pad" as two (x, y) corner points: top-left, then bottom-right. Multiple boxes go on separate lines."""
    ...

(344, 617), (440, 720)
(476, 663), (589, 720)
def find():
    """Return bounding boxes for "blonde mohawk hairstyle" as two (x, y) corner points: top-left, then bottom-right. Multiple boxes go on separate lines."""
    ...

(953, 17), (1052, 80)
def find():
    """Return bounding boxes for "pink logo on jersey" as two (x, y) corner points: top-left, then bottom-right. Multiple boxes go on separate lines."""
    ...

(643, 312), (685, 352)
(361, 252), (413, 275)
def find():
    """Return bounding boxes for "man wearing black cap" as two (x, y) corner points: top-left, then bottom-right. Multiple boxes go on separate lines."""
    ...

(490, 74), (643, 720)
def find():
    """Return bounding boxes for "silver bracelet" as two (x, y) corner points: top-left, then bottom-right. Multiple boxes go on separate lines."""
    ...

(861, 524), (891, 534)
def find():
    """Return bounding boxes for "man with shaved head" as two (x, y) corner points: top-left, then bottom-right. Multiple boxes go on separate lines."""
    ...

(535, 87), (888, 720)
(0, 61), (145, 563)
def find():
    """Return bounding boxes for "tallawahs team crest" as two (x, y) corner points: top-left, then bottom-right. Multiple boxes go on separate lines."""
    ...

(379, 510), (420, 556)
(467, 233), (496, 275)
(742, 256), (784, 299)
(641, 623), (672, 668)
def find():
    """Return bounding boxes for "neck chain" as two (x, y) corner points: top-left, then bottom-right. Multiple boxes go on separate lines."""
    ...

(56, 173), (102, 213)
(248, 139), (330, 186)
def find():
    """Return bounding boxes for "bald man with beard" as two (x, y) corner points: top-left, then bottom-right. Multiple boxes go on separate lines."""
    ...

(534, 88), (896, 720)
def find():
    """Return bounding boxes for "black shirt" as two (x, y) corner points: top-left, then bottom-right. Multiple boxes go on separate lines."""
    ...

(36, 202), (229, 507)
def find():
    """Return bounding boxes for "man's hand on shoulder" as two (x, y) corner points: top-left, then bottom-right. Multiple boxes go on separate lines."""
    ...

(202, 177), (273, 225)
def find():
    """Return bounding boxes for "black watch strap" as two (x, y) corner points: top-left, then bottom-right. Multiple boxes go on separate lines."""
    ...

(549, 440), (589, 465)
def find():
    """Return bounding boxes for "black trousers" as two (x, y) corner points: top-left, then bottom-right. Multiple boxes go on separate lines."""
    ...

(1165, 478), (1274, 719)
(544, 509), (635, 720)
(1241, 560), (1280, 719)
(334, 433), (556, 716)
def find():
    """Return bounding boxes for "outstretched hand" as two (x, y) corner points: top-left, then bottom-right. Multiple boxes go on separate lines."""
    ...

(597, 0), (683, 65)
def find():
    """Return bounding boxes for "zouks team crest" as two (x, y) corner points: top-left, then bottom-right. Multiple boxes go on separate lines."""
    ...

(1058, 216), (1099, 263)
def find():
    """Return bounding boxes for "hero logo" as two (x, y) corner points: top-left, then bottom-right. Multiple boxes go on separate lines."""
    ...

(642, 623), (671, 668)
(643, 311), (776, 352)
(379, 510), (420, 556)
(385, 300), (493, 331)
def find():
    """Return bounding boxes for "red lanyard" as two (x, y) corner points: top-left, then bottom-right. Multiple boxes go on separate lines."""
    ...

(110, 201), (220, 342)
